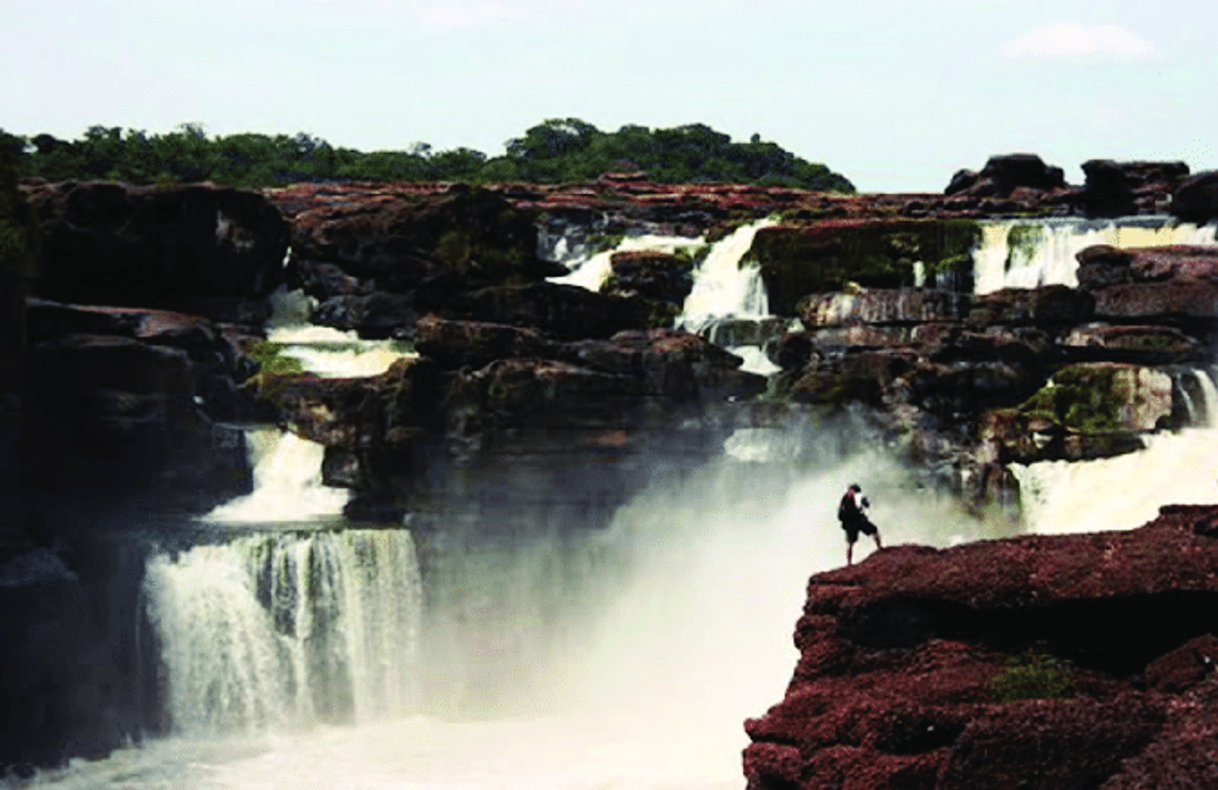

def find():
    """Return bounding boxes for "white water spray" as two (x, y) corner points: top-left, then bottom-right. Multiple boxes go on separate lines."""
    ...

(204, 429), (350, 523)
(973, 217), (1218, 294)
(143, 529), (424, 736)
(674, 218), (778, 334)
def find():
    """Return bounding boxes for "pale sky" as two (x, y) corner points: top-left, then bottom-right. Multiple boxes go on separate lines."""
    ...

(3, 0), (1215, 192)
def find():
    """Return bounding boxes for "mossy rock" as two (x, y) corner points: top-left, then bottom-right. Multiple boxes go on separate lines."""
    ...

(1018, 362), (1172, 433)
(749, 218), (981, 314)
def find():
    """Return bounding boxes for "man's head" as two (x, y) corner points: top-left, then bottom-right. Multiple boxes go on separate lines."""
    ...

(849, 483), (861, 493)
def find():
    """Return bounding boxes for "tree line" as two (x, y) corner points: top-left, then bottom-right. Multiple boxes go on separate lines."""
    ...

(1, 118), (855, 193)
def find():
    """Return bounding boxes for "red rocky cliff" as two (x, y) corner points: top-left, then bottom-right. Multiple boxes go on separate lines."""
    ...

(744, 505), (1218, 790)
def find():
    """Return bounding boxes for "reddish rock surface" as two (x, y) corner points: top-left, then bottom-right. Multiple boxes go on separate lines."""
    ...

(744, 505), (1218, 789)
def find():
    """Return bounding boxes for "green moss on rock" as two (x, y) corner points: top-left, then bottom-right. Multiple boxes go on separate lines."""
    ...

(749, 219), (981, 315)
(1018, 363), (1167, 433)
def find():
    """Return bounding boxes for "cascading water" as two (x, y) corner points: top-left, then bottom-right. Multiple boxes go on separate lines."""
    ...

(264, 286), (415, 378)
(1013, 366), (1218, 535)
(970, 216), (1218, 534)
(143, 529), (424, 736)
(548, 218), (783, 376)
(973, 217), (1218, 294)
(203, 429), (350, 523)
(673, 218), (778, 334)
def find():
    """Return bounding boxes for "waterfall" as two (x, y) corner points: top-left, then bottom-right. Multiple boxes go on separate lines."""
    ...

(547, 218), (783, 375)
(973, 217), (1218, 295)
(1013, 367), (1218, 535)
(547, 232), (705, 292)
(143, 529), (424, 735)
(203, 428), (350, 523)
(674, 218), (778, 335)
(264, 286), (415, 378)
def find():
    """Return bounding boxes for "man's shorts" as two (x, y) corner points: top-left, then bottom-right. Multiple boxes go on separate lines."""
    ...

(842, 517), (878, 544)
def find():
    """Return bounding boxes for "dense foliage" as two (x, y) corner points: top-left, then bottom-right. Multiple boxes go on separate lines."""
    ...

(4, 119), (854, 193)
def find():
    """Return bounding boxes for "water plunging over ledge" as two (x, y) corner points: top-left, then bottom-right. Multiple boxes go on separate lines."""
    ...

(973, 216), (1218, 294)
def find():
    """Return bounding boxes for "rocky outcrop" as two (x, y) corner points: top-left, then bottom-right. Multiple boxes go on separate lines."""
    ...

(750, 220), (981, 315)
(1169, 171), (1218, 223)
(23, 181), (290, 324)
(271, 183), (568, 338)
(944, 154), (1068, 198)
(744, 504), (1218, 790)
(1077, 245), (1218, 321)
(259, 323), (766, 520)
(18, 300), (255, 515)
(1081, 160), (1189, 217)
(771, 253), (1218, 509)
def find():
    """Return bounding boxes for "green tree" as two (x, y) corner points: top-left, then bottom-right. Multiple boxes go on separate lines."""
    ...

(10, 118), (856, 192)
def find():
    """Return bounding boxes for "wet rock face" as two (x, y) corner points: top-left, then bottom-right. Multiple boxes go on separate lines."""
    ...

(744, 506), (1218, 790)
(262, 326), (768, 520)
(24, 182), (290, 323)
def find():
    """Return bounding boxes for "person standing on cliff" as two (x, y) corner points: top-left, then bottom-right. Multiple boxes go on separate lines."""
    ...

(838, 483), (882, 566)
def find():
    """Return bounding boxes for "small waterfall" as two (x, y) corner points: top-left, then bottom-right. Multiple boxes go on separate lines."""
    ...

(973, 217), (1218, 295)
(143, 529), (424, 735)
(675, 217), (778, 334)
(1192, 367), (1218, 428)
(1013, 366), (1218, 535)
(548, 232), (705, 292)
(204, 429), (350, 523)
(265, 287), (415, 378)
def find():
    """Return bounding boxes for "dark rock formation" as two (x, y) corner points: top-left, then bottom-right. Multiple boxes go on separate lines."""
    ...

(258, 325), (766, 521)
(1170, 170), (1218, 223)
(18, 300), (255, 515)
(750, 220), (980, 315)
(1075, 245), (1218, 330)
(1081, 160), (1189, 217)
(23, 182), (289, 324)
(272, 182), (569, 339)
(744, 505), (1218, 790)
(944, 154), (1067, 198)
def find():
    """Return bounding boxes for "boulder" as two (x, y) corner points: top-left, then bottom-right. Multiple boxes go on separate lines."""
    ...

(1170, 170), (1218, 222)
(445, 282), (645, 341)
(24, 181), (289, 322)
(279, 183), (561, 292)
(1061, 324), (1203, 364)
(311, 292), (419, 339)
(1081, 159), (1188, 217)
(1077, 245), (1218, 320)
(743, 506), (1218, 789)
(750, 219), (981, 314)
(607, 249), (695, 304)
(945, 154), (1067, 197)
(414, 314), (553, 370)
(1077, 245), (1218, 289)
